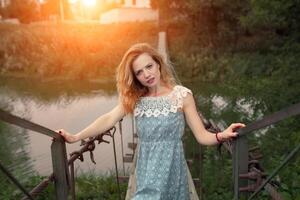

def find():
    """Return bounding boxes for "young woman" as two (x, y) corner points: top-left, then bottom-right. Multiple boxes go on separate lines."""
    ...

(58, 43), (245, 199)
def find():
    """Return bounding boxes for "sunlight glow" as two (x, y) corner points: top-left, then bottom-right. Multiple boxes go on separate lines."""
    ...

(68, 0), (78, 4)
(82, 0), (97, 7)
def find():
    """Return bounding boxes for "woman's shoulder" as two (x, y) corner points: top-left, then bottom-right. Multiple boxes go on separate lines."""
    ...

(173, 85), (193, 97)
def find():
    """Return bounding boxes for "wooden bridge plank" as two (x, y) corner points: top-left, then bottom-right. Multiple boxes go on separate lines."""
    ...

(125, 144), (138, 200)
(186, 163), (200, 200)
(123, 156), (134, 163)
(128, 142), (137, 150)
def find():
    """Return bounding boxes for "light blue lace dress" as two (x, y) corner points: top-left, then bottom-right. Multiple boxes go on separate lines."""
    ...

(132, 85), (192, 200)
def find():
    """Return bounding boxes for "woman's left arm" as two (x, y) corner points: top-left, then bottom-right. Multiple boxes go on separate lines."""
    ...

(183, 93), (245, 146)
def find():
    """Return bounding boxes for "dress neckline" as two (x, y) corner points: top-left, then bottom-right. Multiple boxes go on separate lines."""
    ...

(140, 85), (177, 100)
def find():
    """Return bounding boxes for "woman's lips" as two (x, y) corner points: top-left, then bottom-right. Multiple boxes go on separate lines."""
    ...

(146, 77), (155, 84)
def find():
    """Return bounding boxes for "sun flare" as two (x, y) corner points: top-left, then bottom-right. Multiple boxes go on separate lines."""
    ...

(68, 0), (77, 3)
(82, 0), (97, 7)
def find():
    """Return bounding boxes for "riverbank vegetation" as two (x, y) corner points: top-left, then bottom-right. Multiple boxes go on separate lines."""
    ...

(0, 173), (127, 199)
(0, 22), (157, 80)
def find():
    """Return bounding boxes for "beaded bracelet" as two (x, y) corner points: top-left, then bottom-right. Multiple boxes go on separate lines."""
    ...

(215, 132), (222, 143)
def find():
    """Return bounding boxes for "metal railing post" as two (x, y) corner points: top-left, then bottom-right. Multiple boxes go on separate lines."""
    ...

(51, 136), (70, 200)
(233, 135), (248, 200)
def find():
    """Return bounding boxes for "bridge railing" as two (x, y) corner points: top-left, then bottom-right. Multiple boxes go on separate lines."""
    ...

(0, 108), (69, 200)
(2, 101), (299, 200)
(0, 109), (133, 200)
(204, 102), (300, 200)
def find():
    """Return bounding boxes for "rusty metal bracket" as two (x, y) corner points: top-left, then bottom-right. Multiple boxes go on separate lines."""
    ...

(68, 129), (113, 165)
(239, 167), (266, 192)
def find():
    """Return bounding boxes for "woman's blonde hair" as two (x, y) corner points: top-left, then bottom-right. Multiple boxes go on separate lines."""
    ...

(116, 43), (177, 114)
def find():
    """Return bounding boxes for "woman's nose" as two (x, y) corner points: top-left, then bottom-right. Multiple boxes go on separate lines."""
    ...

(144, 70), (150, 78)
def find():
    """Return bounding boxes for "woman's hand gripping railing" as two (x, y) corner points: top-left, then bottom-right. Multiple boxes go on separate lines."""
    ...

(67, 129), (112, 200)
(67, 126), (122, 200)
(0, 109), (69, 200)
(68, 129), (112, 164)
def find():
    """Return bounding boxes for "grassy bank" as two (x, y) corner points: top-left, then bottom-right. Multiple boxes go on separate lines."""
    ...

(0, 174), (127, 200)
(0, 22), (157, 79)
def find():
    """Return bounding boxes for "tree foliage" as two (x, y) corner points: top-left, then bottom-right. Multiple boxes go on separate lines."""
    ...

(6, 0), (39, 23)
(153, 0), (299, 48)
(0, 0), (72, 22)
(241, 0), (300, 36)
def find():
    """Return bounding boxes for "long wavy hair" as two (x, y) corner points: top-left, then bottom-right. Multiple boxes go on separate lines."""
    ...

(116, 43), (177, 114)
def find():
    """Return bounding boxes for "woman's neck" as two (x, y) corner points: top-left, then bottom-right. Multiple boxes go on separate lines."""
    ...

(147, 83), (172, 97)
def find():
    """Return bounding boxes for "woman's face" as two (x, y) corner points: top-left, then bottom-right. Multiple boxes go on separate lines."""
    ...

(132, 53), (161, 88)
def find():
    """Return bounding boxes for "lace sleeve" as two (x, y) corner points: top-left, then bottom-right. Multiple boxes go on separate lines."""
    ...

(173, 85), (193, 109)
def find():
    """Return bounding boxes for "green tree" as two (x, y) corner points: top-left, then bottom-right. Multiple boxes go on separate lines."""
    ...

(241, 0), (300, 37)
(151, 0), (249, 48)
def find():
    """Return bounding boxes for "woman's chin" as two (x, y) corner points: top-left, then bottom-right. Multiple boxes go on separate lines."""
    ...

(146, 81), (158, 88)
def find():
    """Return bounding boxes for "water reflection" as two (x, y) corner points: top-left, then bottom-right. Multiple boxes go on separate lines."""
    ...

(0, 76), (134, 177)
(0, 76), (116, 104)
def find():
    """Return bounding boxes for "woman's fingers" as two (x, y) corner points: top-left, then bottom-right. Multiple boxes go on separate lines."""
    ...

(56, 129), (64, 134)
(55, 129), (71, 143)
(232, 132), (238, 137)
(56, 129), (79, 143)
(230, 123), (246, 128)
(222, 123), (246, 141)
(230, 123), (246, 133)
(224, 130), (238, 139)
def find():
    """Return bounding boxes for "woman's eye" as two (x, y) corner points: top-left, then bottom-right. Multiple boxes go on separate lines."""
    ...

(146, 64), (153, 69)
(136, 71), (142, 76)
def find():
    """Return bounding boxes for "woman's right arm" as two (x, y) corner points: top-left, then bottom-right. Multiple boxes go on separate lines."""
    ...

(58, 102), (126, 143)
